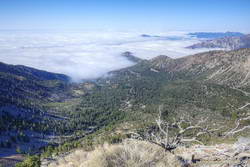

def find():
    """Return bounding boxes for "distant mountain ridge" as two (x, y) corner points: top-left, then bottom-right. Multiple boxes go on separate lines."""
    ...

(187, 34), (250, 50)
(188, 32), (244, 39)
(140, 34), (185, 40)
(149, 48), (250, 87)
(0, 61), (71, 107)
(0, 62), (70, 82)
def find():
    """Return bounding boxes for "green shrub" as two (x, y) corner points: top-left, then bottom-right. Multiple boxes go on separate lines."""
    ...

(231, 112), (238, 121)
(15, 155), (40, 167)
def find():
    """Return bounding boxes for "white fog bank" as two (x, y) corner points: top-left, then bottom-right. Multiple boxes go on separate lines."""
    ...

(0, 30), (212, 81)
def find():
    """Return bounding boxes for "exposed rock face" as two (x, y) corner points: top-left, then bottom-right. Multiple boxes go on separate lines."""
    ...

(187, 34), (250, 50)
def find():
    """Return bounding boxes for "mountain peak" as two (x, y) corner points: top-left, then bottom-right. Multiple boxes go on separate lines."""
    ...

(121, 51), (144, 63)
(151, 55), (172, 62)
(149, 55), (174, 70)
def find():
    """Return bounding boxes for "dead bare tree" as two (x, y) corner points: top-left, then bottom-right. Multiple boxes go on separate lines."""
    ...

(131, 105), (220, 152)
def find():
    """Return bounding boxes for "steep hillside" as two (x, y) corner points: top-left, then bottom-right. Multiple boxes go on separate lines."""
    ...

(0, 62), (73, 160)
(0, 62), (70, 82)
(0, 62), (71, 107)
(0, 61), (105, 166)
(187, 34), (250, 50)
(150, 48), (250, 87)
(74, 48), (250, 134)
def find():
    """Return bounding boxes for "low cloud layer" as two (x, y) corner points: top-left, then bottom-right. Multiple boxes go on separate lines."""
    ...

(0, 30), (212, 81)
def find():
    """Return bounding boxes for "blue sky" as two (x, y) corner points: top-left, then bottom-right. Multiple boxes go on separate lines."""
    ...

(0, 0), (250, 32)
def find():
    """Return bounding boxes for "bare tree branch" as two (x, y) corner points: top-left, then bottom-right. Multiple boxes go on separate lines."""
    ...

(130, 105), (219, 152)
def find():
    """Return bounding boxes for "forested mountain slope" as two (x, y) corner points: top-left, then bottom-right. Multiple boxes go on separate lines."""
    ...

(0, 62), (71, 107)
(0, 62), (72, 158)
(78, 48), (250, 133)
(40, 48), (250, 167)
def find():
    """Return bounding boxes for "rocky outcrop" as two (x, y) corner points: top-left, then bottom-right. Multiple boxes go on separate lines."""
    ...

(175, 137), (250, 167)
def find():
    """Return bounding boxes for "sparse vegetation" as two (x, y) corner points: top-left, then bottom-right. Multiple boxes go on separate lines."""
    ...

(45, 139), (181, 167)
(15, 155), (41, 167)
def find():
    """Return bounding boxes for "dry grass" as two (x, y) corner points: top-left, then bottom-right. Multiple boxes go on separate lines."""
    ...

(46, 139), (181, 167)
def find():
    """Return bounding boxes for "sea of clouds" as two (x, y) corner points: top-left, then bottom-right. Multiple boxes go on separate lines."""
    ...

(0, 30), (212, 81)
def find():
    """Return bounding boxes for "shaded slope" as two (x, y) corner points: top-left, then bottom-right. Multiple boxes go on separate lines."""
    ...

(0, 62), (72, 156)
